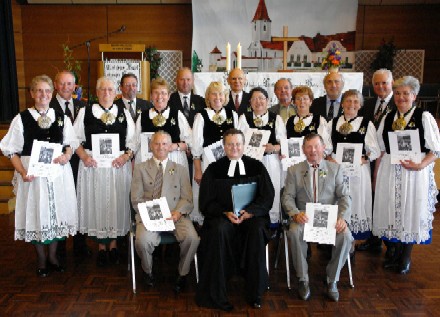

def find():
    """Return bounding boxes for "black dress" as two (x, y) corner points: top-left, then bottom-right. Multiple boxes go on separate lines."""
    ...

(195, 155), (275, 309)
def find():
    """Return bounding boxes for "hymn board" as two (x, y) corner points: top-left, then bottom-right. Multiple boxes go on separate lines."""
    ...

(97, 44), (150, 100)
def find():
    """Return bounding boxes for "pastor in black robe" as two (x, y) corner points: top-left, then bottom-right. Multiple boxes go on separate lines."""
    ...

(195, 155), (275, 310)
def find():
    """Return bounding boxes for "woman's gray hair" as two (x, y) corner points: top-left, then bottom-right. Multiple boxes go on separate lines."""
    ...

(96, 76), (117, 91)
(341, 89), (364, 107)
(393, 76), (420, 95)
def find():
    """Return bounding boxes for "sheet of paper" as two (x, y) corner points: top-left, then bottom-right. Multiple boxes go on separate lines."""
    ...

(303, 203), (338, 245)
(388, 129), (422, 164)
(92, 133), (121, 168)
(140, 132), (154, 162)
(243, 128), (271, 161)
(27, 140), (63, 180)
(138, 197), (176, 232)
(280, 137), (305, 171)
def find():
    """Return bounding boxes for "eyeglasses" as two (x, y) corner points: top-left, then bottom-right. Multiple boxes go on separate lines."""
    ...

(251, 96), (267, 102)
(295, 96), (310, 102)
(33, 89), (52, 94)
(122, 83), (137, 88)
(98, 88), (115, 93)
(224, 142), (243, 148)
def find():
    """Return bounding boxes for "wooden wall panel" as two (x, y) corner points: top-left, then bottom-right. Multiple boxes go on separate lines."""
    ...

(19, 4), (192, 106)
(356, 5), (440, 83)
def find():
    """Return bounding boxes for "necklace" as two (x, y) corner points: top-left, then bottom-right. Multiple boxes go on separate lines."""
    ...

(253, 112), (266, 127)
(294, 114), (310, 133)
(35, 107), (51, 129)
(392, 105), (415, 131)
(152, 107), (167, 127)
(100, 104), (116, 125)
(212, 108), (225, 125)
(339, 116), (357, 135)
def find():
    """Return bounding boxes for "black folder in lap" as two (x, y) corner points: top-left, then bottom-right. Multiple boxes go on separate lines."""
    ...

(231, 182), (257, 217)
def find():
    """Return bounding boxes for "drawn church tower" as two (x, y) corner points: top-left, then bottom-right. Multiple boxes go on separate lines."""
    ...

(248, 0), (272, 58)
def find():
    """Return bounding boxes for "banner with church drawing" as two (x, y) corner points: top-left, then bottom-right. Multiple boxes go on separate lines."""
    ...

(191, 0), (358, 73)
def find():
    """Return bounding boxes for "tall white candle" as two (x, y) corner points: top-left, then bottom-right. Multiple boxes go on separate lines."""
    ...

(226, 42), (231, 72)
(237, 42), (242, 69)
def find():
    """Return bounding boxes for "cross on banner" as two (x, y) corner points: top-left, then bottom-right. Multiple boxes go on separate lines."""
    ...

(272, 26), (301, 71)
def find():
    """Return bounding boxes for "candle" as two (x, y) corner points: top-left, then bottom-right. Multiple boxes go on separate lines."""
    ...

(237, 42), (242, 69)
(226, 42), (231, 72)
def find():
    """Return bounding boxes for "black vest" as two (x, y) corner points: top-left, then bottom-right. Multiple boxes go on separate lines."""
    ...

(286, 114), (321, 138)
(383, 107), (429, 154)
(331, 116), (370, 155)
(20, 109), (65, 156)
(140, 107), (181, 143)
(201, 108), (235, 147)
(83, 104), (128, 151)
(244, 111), (278, 145)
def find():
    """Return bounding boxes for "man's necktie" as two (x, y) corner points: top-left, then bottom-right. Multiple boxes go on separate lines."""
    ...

(128, 100), (136, 119)
(65, 101), (74, 122)
(327, 100), (335, 121)
(235, 94), (240, 112)
(152, 162), (163, 199)
(312, 164), (318, 203)
(183, 96), (190, 119)
(373, 99), (385, 126)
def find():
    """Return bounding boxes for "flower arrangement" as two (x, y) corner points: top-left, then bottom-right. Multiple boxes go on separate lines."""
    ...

(321, 43), (343, 71)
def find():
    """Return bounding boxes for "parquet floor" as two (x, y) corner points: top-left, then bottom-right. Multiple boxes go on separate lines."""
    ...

(1, 208), (440, 317)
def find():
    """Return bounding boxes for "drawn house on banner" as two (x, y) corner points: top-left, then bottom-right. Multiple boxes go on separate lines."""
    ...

(209, 0), (355, 72)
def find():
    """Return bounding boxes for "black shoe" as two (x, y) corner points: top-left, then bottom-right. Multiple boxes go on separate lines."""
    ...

(36, 268), (49, 277)
(108, 248), (120, 265)
(252, 296), (262, 309)
(219, 302), (234, 312)
(144, 272), (154, 287)
(385, 245), (396, 260)
(356, 238), (382, 253)
(298, 281), (311, 300)
(327, 281), (339, 302)
(74, 247), (92, 257)
(97, 250), (107, 267)
(47, 262), (65, 272)
(174, 275), (187, 293)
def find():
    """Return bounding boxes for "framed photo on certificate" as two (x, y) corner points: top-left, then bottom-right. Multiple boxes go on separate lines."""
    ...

(92, 133), (121, 168)
(203, 140), (225, 165)
(281, 137), (305, 171)
(27, 140), (63, 179)
(138, 197), (175, 232)
(388, 129), (421, 164)
(243, 128), (270, 161)
(303, 203), (338, 245)
(334, 143), (363, 177)
(140, 132), (154, 162)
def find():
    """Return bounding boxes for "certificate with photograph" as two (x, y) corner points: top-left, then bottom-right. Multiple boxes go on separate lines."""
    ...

(334, 143), (363, 177)
(92, 134), (121, 168)
(27, 140), (63, 180)
(138, 197), (176, 232)
(140, 132), (154, 162)
(388, 129), (422, 164)
(243, 128), (271, 161)
(203, 140), (225, 165)
(303, 203), (338, 245)
(280, 137), (305, 171)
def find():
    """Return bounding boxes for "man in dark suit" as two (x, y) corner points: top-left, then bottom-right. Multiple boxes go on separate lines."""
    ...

(50, 70), (88, 257)
(359, 68), (396, 127)
(269, 78), (297, 123)
(310, 72), (345, 122)
(224, 68), (251, 116)
(357, 69), (396, 254)
(282, 133), (352, 302)
(131, 131), (199, 292)
(167, 67), (205, 128)
(115, 73), (152, 122)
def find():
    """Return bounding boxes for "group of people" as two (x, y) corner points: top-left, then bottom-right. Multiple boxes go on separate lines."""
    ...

(0, 66), (438, 311)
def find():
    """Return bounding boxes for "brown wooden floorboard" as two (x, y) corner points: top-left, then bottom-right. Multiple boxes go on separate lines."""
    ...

(1, 207), (440, 317)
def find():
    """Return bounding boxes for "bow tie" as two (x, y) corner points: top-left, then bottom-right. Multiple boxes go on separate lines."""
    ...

(228, 159), (246, 177)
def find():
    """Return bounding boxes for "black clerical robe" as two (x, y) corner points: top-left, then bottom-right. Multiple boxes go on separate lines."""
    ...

(195, 155), (274, 310)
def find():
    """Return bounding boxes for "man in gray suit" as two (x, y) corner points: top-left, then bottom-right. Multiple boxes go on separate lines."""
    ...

(131, 131), (199, 292)
(282, 133), (352, 302)
(115, 73), (152, 122)
(269, 78), (297, 123)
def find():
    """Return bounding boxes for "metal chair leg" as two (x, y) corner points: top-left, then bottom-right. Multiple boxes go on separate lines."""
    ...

(283, 230), (291, 289)
(130, 231), (136, 294)
(347, 253), (354, 288)
(194, 253), (199, 283)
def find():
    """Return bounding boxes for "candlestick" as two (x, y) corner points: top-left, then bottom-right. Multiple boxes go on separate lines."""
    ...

(226, 42), (231, 72)
(237, 42), (242, 69)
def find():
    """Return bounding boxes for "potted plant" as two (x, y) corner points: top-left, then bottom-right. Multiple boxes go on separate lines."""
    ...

(370, 38), (398, 71)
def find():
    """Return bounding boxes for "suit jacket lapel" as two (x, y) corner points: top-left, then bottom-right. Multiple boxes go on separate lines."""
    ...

(162, 160), (174, 192)
(300, 161), (313, 202)
(146, 158), (157, 180)
(318, 160), (327, 199)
